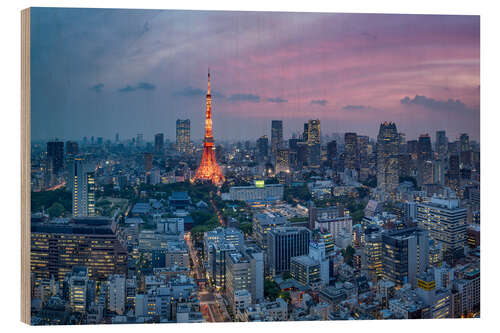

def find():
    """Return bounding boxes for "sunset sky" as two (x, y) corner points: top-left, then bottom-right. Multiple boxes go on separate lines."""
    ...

(30, 8), (480, 142)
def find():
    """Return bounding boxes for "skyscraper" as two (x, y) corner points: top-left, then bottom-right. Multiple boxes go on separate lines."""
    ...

(344, 132), (359, 170)
(275, 148), (290, 174)
(288, 137), (300, 170)
(136, 133), (144, 147)
(447, 154), (460, 188)
(271, 120), (283, 163)
(358, 135), (369, 175)
(193, 70), (225, 185)
(407, 140), (418, 160)
(307, 119), (321, 168)
(327, 140), (337, 167)
(154, 133), (164, 154)
(459, 133), (470, 153)
(267, 227), (311, 275)
(382, 227), (429, 288)
(71, 158), (96, 217)
(417, 134), (433, 161)
(307, 119), (320, 145)
(417, 196), (467, 264)
(303, 122), (309, 142)
(377, 122), (399, 193)
(143, 152), (153, 172)
(176, 119), (191, 153)
(417, 134), (433, 186)
(435, 130), (448, 158)
(47, 141), (64, 174)
(65, 140), (79, 156)
(256, 135), (269, 163)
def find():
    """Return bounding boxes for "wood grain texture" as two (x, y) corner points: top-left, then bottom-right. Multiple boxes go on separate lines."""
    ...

(21, 7), (31, 325)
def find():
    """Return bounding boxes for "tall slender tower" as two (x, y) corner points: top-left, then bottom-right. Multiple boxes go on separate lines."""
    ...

(193, 70), (225, 185)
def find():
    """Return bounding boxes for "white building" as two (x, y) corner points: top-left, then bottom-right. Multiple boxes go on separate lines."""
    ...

(69, 267), (89, 313)
(233, 289), (252, 312)
(225, 184), (284, 203)
(108, 274), (126, 315)
(417, 195), (467, 264)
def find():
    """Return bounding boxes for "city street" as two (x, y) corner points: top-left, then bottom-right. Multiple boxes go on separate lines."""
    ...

(185, 232), (230, 322)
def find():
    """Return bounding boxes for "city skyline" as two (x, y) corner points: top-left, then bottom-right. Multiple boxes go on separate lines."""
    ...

(31, 8), (479, 142)
(26, 8), (480, 325)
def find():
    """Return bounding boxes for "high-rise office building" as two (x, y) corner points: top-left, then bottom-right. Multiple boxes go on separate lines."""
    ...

(422, 160), (434, 185)
(136, 133), (144, 147)
(154, 133), (164, 154)
(307, 119), (320, 145)
(297, 141), (309, 168)
(407, 140), (418, 160)
(363, 231), (383, 281)
(435, 131), (448, 158)
(416, 196), (467, 264)
(398, 153), (410, 178)
(327, 140), (337, 167)
(70, 158), (96, 217)
(267, 227), (311, 275)
(288, 137), (300, 170)
(398, 133), (407, 153)
(243, 246), (264, 303)
(308, 143), (321, 169)
(176, 119), (191, 153)
(275, 148), (290, 174)
(290, 256), (321, 287)
(377, 122), (399, 193)
(459, 133), (470, 153)
(271, 120), (283, 163)
(47, 141), (64, 174)
(65, 140), (79, 156)
(382, 228), (429, 288)
(307, 120), (321, 168)
(417, 134), (433, 161)
(417, 134), (433, 187)
(143, 152), (153, 172)
(225, 252), (252, 308)
(108, 274), (126, 315)
(344, 132), (359, 170)
(256, 135), (269, 163)
(31, 217), (128, 282)
(447, 154), (460, 188)
(358, 135), (369, 173)
(69, 266), (90, 313)
(303, 122), (309, 142)
(225, 248), (264, 308)
(433, 160), (445, 185)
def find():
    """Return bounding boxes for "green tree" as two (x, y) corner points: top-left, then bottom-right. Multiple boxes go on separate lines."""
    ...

(31, 189), (72, 213)
(279, 291), (291, 303)
(264, 279), (281, 300)
(341, 245), (356, 266)
(239, 222), (253, 235)
(351, 209), (365, 223)
(47, 202), (65, 218)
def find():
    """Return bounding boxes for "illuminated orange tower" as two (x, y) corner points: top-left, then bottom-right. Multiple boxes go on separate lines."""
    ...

(193, 70), (225, 185)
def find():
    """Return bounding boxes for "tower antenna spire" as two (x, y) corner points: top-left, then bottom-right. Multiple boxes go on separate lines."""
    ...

(193, 69), (224, 185)
(207, 68), (211, 94)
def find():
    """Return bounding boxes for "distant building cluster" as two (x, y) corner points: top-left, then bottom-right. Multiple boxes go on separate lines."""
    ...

(30, 115), (479, 324)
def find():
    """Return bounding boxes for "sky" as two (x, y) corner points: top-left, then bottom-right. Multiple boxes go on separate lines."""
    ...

(30, 8), (480, 143)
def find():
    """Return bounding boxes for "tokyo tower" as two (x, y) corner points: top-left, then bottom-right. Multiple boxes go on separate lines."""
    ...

(192, 70), (225, 185)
